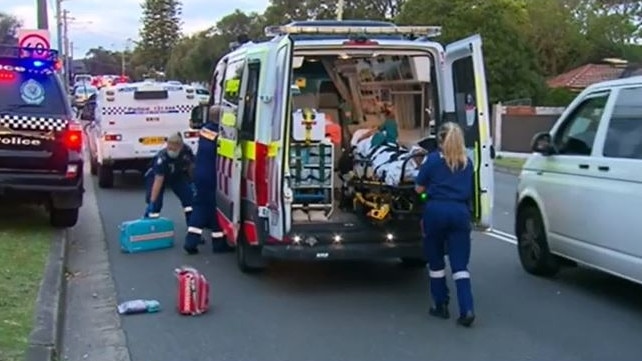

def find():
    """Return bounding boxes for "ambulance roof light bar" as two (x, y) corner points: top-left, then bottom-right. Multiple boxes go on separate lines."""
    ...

(264, 25), (442, 38)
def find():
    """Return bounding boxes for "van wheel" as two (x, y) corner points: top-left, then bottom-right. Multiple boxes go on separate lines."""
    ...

(90, 157), (98, 176)
(97, 164), (114, 188)
(50, 208), (79, 228)
(400, 257), (427, 268)
(236, 230), (267, 274)
(516, 206), (560, 277)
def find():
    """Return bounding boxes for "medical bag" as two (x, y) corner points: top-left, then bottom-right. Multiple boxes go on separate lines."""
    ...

(119, 217), (175, 253)
(175, 266), (209, 316)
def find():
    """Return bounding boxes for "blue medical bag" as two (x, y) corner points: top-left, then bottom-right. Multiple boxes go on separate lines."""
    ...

(119, 217), (175, 253)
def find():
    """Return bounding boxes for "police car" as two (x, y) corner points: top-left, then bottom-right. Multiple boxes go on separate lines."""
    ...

(84, 80), (200, 188)
(190, 21), (495, 272)
(0, 46), (84, 228)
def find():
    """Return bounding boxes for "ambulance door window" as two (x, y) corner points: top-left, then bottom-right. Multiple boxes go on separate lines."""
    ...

(223, 59), (245, 108)
(240, 61), (261, 139)
(208, 70), (219, 106)
(451, 56), (477, 147)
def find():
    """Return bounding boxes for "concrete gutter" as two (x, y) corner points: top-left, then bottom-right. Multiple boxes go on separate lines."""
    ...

(25, 229), (69, 361)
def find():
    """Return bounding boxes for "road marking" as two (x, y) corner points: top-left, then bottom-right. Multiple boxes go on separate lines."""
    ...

(482, 229), (517, 245)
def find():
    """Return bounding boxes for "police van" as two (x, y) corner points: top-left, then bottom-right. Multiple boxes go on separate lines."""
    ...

(85, 80), (200, 188)
(190, 21), (494, 272)
(0, 46), (84, 228)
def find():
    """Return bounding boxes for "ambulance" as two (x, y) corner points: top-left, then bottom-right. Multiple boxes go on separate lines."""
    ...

(86, 80), (200, 188)
(189, 20), (494, 272)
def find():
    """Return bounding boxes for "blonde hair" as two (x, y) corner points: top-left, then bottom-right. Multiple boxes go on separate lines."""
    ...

(438, 122), (468, 172)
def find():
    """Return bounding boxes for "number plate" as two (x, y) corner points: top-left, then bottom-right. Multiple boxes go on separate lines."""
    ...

(140, 137), (165, 145)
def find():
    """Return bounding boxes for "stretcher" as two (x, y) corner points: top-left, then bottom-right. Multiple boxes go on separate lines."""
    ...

(337, 137), (427, 225)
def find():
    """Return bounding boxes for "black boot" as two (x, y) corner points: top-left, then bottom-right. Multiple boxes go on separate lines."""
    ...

(429, 303), (450, 319)
(457, 311), (475, 327)
(183, 245), (199, 255)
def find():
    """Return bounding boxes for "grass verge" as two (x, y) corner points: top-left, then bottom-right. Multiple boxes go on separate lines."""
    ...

(494, 156), (526, 170)
(0, 205), (52, 361)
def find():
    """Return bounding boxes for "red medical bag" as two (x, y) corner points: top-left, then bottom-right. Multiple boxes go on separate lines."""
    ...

(175, 266), (209, 315)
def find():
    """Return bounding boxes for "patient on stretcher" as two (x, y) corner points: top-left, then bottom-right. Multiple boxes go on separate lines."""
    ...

(349, 121), (426, 186)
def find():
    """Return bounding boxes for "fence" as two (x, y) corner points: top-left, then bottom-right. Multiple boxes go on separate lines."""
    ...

(492, 103), (565, 153)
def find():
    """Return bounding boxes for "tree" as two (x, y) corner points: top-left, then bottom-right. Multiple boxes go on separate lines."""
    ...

(83, 47), (132, 76)
(0, 12), (21, 45)
(137, 0), (183, 71)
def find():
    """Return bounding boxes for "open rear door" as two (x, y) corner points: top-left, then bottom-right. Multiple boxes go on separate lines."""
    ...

(266, 35), (294, 242)
(217, 59), (249, 243)
(443, 35), (494, 230)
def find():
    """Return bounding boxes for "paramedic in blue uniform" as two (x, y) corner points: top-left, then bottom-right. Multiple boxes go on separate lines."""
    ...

(415, 121), (476, 327)
(144, 132), (195, 223)
(183, 105), (230, 255)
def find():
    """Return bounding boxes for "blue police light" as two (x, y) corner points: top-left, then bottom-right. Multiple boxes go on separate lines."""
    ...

(32, 60), (44, 67)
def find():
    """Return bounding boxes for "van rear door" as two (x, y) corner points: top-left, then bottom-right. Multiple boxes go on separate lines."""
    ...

(266, 35), (294, 242)
(443, 34), (494, 229)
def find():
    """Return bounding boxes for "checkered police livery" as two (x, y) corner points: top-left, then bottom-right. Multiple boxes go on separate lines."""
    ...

(0, 114), (68, 131)
(100, 104), (194, 116)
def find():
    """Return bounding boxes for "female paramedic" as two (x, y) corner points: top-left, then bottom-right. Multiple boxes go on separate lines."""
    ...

(415, 121), (475, 327)
(144, 132), (195, 223)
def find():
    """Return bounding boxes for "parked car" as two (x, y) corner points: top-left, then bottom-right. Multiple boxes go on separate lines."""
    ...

(515, 75), (642, 285)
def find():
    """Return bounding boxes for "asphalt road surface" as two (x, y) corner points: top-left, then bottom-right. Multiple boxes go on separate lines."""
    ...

(92, 170), (642, 361)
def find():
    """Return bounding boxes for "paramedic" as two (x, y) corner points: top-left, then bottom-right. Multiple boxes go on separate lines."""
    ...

(144, 132), (195, 223)
(415, 121), (475, 327)
(183, 105), (230, 255)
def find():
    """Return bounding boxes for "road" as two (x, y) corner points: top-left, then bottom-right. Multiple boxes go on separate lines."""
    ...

(87, 170), (642, 361)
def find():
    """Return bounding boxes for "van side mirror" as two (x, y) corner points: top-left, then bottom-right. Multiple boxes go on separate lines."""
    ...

(189, 104), (208, 129)
(531, 132), (555, 155)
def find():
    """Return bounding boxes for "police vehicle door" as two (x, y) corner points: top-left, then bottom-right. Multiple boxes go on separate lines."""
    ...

(443, 34), (494, 230)
(266, 35), (293, 242)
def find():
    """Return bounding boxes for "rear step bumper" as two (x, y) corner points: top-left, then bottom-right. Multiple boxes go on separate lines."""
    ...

(262, 242), (422, 261)
(262, 222), (423, 261)
(0, 172), (83, 192)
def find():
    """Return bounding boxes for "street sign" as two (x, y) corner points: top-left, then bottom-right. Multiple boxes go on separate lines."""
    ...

(17, 29), (51, 58)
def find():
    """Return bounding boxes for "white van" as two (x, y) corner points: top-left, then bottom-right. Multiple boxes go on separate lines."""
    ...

(86, 81), (200, 188)
(516, 75), (642, 285)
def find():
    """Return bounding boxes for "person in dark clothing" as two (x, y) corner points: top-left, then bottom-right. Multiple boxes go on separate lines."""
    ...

(144, 132), (195, 223)
(183, 105), (230, 255)
(415, 121), (476, 327)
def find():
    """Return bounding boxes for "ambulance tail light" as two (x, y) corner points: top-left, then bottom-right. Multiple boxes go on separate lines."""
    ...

(343, 39), (378, 46)
(266, 235), (293, 245)
(183, 131), (199, 138)
(104, 134), (122, 141)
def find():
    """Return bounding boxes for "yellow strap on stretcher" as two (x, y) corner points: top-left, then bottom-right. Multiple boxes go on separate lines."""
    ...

(302, 108), (314, 144)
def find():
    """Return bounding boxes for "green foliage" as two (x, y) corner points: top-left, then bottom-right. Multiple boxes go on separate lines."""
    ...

(0, 12), (22, 45)
(538, 87), (578, 107)
(138, 0), (183, 71)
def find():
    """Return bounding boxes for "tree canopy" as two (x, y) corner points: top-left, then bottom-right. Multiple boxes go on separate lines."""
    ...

(101, 0), (642, 104)
(0, 12), (21, 46)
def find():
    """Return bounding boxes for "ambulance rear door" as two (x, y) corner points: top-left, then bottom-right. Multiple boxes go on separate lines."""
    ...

(265, 34), (294, 242)
(443, 34), (494, 230)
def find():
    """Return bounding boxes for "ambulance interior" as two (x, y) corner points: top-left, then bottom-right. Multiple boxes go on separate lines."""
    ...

(288, 52), (438, 227)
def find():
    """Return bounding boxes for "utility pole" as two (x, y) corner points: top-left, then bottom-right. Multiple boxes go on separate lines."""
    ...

(55, 0), (64, 54)
(62, 9), (70, 90)
(36, 0), (49, 29)
(336, 0), (344, 20)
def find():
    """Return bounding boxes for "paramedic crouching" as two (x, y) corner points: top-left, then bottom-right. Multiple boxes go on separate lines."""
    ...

(144, 132), (195, 223)
(415, 122), (476, 327)
(183, 105), (229, 255)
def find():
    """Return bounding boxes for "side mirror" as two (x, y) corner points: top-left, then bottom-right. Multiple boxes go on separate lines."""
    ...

(189, 104), (208, 129)
(531, 132), (555, 155)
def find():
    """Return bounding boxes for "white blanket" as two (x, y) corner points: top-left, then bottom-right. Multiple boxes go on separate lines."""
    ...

(350, 129), (424, 186)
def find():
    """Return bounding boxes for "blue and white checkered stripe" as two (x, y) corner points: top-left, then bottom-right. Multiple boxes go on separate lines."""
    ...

(0, 114), (68, 131)
(101, 104), (194, 116)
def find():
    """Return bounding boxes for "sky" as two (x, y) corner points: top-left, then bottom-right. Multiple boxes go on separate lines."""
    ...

(3, 0), (271, 58)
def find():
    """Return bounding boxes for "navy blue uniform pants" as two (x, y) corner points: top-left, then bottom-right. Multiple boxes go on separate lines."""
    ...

(422, 200), (474, 317)
(184, 182), (227, 251)
(144, 171), (193, 223)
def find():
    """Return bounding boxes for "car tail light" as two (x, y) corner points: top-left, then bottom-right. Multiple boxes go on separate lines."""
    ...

(61, 122), (82, 151)
(183, 131), (199, 138)
(343, 38), (378, 46)
(0, 70), (15, 81)
(104, 134), (122, 141)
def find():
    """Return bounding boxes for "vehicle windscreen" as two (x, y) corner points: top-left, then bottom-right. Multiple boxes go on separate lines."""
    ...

(0, 69), (67, 116)
(134, 90), (169, 100)
(75, 75), (91, 82)
(195, 89), (209, 95)
(75, 86), (97, 95)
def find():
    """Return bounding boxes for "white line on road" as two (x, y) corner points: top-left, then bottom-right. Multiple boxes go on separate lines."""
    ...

(481, 229), (517, 245)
